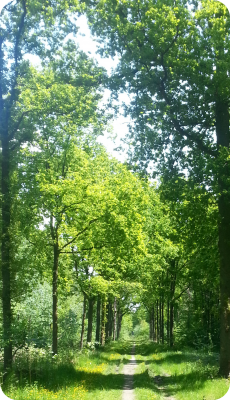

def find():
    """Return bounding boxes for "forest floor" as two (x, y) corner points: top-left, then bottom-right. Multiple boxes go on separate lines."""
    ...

(2, 340), (230, 400)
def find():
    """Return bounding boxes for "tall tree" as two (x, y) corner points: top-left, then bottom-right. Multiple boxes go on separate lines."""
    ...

(22, 130), (152, 353)
(0, 0), (96, 370)
(85, 0), (230, 376)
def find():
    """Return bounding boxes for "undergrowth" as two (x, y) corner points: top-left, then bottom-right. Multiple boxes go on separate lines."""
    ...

(1, 340), (229, 400)
(1, 341), (132, 400)
(133, 341), (230, 400)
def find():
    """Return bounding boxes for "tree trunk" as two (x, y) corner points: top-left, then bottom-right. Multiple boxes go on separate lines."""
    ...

(80, 294), (87, 349)
(52, 242), (59, 355)
(87, 297), (94, 342)
(154, 303), (157, 341)
(216, 96), (230, 377)
(169, 261), (176, 347)
(109, 302), (113, 338)
(161, 297), (164, 344)
(170, 301), (174, 347)
(149, 308), (153, 340)
(117, 310), (122, 340)
(167, 299), (170, 344)
(159, 299), (162, 343)
(1, 130), (12, 371)
(101, 300), (106, 345)
(149, 306), (155, 340)
(218, 186), (230, 377)
(105, 302), (109, 340)
(106, 301), (113, 339)
(152, 306), (155, 341)
(95, 296), (101, 343)
(113, 297), (117, 341)
(156, 300), (159, 343)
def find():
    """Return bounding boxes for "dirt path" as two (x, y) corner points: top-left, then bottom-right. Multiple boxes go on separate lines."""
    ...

(122, 344), (137, 400)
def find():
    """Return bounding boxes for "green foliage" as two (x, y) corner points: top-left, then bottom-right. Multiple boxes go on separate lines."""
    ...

(0, 0), (109, 370)
(9, 282), (83, 350)
(12, 282), (52, 349)
(119, 314), (133, 340)
(58, 293), (83, 349)
(1, 0), (229, 382)
(84, 4), (230, 375)
(134, 342), (229, 400)
(133, 320), (149, 340)
(85, 0), (230, 179)
(3, 342), (129, 400)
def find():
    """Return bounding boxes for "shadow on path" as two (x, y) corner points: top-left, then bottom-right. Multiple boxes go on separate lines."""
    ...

(5, 342), (221, 399)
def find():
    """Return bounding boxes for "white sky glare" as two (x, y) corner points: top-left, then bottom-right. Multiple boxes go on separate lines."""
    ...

(75, 15), (129, 162)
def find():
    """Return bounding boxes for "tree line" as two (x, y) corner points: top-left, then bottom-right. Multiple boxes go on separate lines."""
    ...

(0, 0), (229, 380)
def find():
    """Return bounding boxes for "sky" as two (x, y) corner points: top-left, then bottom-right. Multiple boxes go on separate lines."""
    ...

(74, 15), (130, 162)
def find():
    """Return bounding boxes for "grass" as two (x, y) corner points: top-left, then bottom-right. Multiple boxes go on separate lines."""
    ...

(1, 340), (229, 400)
(133, 341), (230, 400)
(2, 341), (133, 400)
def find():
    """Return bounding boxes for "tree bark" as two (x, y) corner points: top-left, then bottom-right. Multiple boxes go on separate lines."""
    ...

(0, 0), (27, 374)
(169, 260), (176, 347)
(101, 300), (106, 345)
(1, 129), (12, 371)
(106, 301), (113, 339)
(154, 303), (157, 342)
(159, 299), (162, 343)
(95, 296), (101, 343)
(167, 299), (170, 344)
(117, 309), (122, 340)
(149, 306), (155, 340)
(52, 242), (59, 355)
(109, 302), (113, 338)
(216, 97), (230, 377)
(149, 308), (153, 340)
(105, 302), (109, 340)
(80, 294), (87, 349)
(87, 297), (94, 342)
(161, 297), (164, 344)
(156, 300), (159, 343)
(113, 297), (117, 341)
(152, 306), (155, 341)
(170, 301), (174, 347)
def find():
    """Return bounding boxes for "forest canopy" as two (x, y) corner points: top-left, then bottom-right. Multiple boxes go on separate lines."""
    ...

(0, 0), (230, 392)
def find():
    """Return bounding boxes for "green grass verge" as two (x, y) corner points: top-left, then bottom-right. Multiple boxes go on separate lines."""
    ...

(133, 341), (230, 400)
(2, 340), (229, 400)
(2, 342), (133, 400)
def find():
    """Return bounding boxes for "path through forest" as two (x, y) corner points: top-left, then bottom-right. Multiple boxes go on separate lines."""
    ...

(122, 344), (137, 400)
(122, 343), (176, 400)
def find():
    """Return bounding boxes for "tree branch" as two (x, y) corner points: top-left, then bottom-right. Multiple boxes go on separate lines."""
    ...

(9, 110), (32, 141)
(59, 218), (98, 251)
(60, 243), (106, 254)
(159, 77), (216, 157)
(172, 285), (190, 302)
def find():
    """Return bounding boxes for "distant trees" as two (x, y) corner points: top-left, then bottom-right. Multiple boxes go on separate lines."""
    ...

(18, 103), (157, 355)
(137, 178), (219, 349)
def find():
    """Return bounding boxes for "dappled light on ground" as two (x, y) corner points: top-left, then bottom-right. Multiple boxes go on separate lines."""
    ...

(3, 341), (229, 400)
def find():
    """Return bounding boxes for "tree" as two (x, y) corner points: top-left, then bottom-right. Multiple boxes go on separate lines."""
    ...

(0, 0), (106, 370)
(162, 181), (220, 348)
(21, 141), (106, 354)
(85, 0), (230, 376)
(22, 121), (153, 353)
